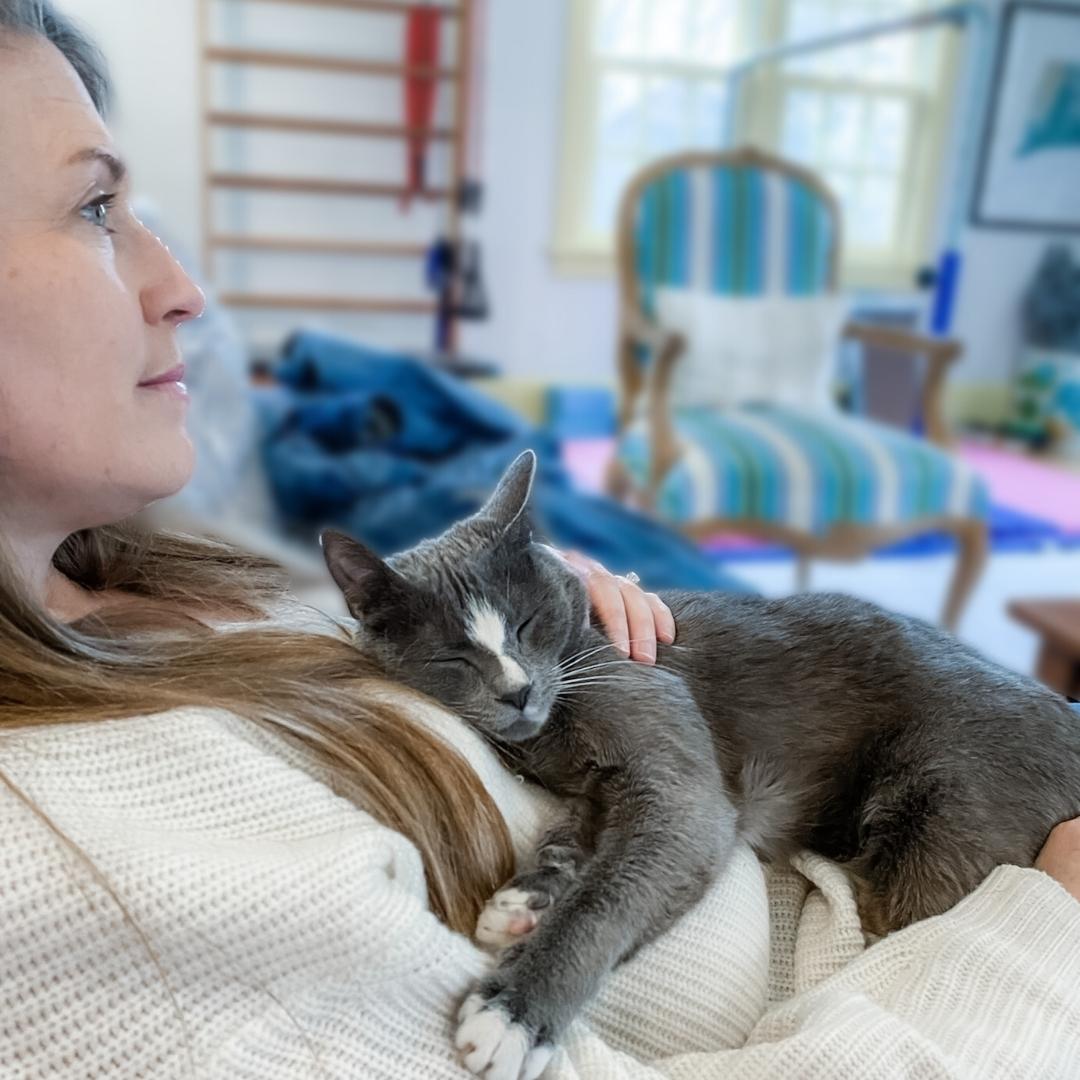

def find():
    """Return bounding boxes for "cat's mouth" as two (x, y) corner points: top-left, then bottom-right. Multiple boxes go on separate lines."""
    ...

(497, 715), (544, 742)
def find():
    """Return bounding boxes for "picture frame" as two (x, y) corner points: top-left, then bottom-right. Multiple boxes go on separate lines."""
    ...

(971, 2), (1080, 232)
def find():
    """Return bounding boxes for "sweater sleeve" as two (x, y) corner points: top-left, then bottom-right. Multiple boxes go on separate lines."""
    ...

(539, 865), (1080, 1080)
(277, 851), (1080, 1080)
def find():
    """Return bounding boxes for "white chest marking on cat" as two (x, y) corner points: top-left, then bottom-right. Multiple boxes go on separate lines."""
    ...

(466, 598), (529, 687)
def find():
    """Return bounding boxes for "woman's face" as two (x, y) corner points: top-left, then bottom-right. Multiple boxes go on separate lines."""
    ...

(0, 33), (205, 540)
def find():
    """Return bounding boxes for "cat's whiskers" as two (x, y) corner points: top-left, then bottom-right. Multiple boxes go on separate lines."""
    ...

(555, 641), (624, 674)
(558, 636), (672, 675)
(557, 674), (628, 685)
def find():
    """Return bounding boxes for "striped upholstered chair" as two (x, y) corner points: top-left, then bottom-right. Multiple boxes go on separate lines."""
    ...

(606, 146), (989, 629)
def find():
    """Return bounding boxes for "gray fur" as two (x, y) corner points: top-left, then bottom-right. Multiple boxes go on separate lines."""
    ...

(323, 449), (1080, 1059)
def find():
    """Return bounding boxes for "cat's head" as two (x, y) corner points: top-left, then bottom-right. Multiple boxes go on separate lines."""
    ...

(320, 450), (590, 742)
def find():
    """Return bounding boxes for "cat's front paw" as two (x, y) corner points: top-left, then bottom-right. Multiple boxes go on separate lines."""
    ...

(474, 876), (554, 951)
(455, 992), (553, 1080)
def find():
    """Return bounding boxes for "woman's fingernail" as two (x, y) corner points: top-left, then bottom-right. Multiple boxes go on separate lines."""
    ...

(658, 630), (675, 644)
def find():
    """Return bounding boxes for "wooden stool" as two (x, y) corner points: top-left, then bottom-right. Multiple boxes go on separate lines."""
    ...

(1008, 598), (1080, 699)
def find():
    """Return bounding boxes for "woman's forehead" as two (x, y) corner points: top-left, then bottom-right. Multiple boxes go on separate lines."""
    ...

(0, 33), (116, 204)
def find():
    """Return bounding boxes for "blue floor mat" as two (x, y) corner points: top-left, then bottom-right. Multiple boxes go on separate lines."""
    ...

(702, 502), (1070, 563)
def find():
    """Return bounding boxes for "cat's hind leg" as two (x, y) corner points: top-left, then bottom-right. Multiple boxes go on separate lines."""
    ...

(846, 777), (994, 935)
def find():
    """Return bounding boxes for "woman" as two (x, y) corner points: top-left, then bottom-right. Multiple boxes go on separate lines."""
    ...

(1, 4), (1079, 1077)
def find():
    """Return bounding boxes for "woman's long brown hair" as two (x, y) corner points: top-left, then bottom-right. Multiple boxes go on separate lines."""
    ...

(0, 520), (514, 935)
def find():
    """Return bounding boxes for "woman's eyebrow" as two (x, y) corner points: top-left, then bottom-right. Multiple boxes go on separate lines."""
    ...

(66, 147), (127, 186)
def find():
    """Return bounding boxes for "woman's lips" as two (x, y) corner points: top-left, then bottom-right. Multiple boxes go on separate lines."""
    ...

(137, 363), (189, 401)
(138, 363), (185, 387)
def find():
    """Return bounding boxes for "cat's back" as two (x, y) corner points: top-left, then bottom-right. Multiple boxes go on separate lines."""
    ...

(656, 590), (924, 686)
(655, 588), (1078, 754)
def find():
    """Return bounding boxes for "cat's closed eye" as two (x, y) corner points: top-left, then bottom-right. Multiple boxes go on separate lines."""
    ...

(516, 612), (538, 642)
(431, 656), (477, 672)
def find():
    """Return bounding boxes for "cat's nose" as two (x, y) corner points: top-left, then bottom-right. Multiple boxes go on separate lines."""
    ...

(499, 685), (531, 711)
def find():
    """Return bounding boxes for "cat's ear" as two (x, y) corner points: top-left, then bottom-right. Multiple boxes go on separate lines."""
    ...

(320, 529), (409, 622)
(478, 449), (536, 544)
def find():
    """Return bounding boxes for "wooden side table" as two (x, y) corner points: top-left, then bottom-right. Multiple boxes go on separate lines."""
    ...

(1008, 598), (1080, 699)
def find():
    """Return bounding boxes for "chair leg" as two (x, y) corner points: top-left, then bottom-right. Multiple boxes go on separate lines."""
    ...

(603, 457), (633, 503)
(941, 520), (988, 632)
(796, 556), (811, 593)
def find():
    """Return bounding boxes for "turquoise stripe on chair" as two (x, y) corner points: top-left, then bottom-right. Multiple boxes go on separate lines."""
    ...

(685, 408), (784, 522)
(635, 163), (836, 304)
(637, 171), (693, 315)
(785, 178), (832, 296)
(617, 405), (989, 535)
(762, 407), (878, 530)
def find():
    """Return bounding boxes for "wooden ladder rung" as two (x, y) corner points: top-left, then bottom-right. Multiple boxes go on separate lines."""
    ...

(220, 292), (436, 313)
(205, 46), (457, 79)
(212, 234), (428, 256)
(211, 172), (450, 199)
(215, 0), (461, 17)
(209, 110), (454, 140)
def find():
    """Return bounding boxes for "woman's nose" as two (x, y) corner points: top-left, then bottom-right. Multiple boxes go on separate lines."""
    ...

(139, 229), (206, 327)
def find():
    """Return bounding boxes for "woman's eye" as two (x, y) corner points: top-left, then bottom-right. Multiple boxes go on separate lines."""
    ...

(80, 193), (117, 234)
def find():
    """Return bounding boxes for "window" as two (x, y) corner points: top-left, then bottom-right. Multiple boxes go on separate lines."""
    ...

(553, 0), (957, 287)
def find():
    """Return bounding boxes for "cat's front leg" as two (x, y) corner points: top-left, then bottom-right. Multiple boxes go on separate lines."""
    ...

(476, 804), (595, 952)
(456, 765), (736, 1079)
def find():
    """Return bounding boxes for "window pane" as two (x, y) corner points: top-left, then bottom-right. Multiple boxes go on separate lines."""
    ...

(865, 98), (908, 170)
(823, 94), (864, 166)
(864, 32), (913, 83)
(644, 0), (690, 59)
(692, 80), (728, 145)
(851, 174), (898, 248)
(644, 77), (691, 152)
(597, 0), (646, 57)
(598, 73), (645, 151)
(688, 0), (739, 64)
(590, 152), (640, 233)
(783, 0), (925, 81)
(784, 0), (831, 76)
(781, 88), (826, 160)
(824, 168), (858, 214)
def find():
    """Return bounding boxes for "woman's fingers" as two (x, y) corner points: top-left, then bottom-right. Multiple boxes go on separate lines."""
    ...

(559, 550), (629, 655)
(618, 577), (658, 663)
(644, 590), (677, 645)
(556, 549), (675, 664)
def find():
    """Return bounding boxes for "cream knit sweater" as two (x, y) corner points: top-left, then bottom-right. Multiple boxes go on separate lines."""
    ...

(2, 595), (1079, 1078)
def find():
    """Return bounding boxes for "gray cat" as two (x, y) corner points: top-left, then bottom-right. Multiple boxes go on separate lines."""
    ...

(321, 449), (1080, 1080)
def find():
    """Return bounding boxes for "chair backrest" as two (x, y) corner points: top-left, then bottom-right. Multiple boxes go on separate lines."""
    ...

(616, 145), (842, 318)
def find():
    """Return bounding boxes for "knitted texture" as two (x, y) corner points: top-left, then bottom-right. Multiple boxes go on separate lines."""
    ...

(1, 598), (1079, 1077)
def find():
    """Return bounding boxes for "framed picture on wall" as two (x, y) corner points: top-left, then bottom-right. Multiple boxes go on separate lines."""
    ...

(971, 2), (1080, 231)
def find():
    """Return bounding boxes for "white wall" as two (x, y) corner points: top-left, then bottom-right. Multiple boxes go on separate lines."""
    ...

(953, 2), (1080, 397)
(58, 0), (1079, 393)
(64, 0), (202, 255)
(463, 0), (617, 382)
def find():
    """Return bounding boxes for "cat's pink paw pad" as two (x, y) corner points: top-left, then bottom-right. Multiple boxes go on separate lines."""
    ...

(475, 887), (544, 950)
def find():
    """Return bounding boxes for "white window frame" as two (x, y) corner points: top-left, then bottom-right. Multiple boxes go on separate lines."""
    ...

(552, 0), (959, 289)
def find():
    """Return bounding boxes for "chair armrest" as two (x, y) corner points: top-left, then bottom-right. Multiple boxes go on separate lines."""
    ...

(621, 306), (684, 354)
(841, 321), (963, 448)
(614, 306), (687, 499)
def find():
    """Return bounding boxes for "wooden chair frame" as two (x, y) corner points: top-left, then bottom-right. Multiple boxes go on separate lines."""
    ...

(606, 145), (987, 630)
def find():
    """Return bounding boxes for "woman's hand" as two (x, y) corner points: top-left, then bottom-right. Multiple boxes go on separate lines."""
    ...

(1036, 818), (1080, 903)
(548, 548), (675, 665)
